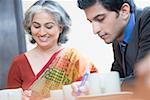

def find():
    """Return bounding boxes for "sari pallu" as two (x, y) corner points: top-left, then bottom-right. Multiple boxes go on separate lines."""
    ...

(29, 48), (97, 97)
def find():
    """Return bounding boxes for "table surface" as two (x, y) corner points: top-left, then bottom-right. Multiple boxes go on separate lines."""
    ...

(76, 92), (133, 100)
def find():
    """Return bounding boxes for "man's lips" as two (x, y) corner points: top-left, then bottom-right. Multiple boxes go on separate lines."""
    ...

(98, 33), (107, 39)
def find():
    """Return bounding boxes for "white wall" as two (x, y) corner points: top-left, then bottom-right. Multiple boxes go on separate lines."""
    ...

(22, 0), (150, 72)
(135, 0), (150, 8)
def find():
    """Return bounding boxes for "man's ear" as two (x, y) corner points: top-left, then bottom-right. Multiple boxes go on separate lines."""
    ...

(120, 3), (130, 20)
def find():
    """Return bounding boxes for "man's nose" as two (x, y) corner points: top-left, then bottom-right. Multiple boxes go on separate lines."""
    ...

(92, 22), (102, 35)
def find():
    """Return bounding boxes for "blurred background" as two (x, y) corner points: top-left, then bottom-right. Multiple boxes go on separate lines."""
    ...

(0, 0), (149, 89)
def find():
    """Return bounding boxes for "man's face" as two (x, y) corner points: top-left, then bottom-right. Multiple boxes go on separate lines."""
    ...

(84, 2), (126, 44)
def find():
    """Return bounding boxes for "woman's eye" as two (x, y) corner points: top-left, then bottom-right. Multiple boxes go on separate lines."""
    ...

(34, 26), (40, 28)
(46, 25), (53, 29)
(32, 24), (40, 28)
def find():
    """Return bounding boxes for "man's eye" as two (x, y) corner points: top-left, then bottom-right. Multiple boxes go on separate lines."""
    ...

(96, 18), (104, 22)
(95, 16), (105, 22)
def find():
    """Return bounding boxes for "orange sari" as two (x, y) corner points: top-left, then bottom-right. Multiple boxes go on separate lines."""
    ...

(29, 48), (97, 97)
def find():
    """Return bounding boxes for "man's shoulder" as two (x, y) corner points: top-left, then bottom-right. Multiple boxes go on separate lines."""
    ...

(142, 6), (150, 12)
(135, 7), (150, 20)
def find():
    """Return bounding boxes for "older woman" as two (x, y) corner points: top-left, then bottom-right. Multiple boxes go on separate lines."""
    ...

(7, 0), (97, 98)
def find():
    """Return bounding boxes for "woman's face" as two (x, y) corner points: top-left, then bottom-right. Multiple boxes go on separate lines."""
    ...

(31, 10), (62, 49)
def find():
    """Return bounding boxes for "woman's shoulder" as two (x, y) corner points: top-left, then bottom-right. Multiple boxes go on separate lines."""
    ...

(62, 47), (80, 56)
(9, 53), (27, 71)
(63, 47), (78, 53)
(62, 47), (88, 61)
(12, 53), (27, 63)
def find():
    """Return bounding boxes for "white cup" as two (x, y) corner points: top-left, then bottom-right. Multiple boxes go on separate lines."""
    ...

(88, 71), (121, 95)
(49, 89), (64, 100)
(99, 71), (121, 93)
(88, 73), (102, 95)
(0, 88), (23, 100)
(62, 84), (75, 100)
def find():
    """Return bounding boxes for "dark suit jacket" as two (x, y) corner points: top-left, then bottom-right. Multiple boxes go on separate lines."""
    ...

(111, 7), (150, 78)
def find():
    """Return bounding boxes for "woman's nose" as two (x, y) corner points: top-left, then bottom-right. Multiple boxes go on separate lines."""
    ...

(39, 27), (47, 35)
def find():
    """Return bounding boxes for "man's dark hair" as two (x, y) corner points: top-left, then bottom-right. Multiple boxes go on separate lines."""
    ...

(77, 0), (136, 13)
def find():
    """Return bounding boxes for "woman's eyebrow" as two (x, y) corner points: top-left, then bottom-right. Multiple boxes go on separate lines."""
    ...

(45, 22), (55, 25)
(32, 21), (55, 25)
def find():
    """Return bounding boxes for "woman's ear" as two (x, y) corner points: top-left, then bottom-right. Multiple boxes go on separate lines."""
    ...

(119, 3), (130, 20)
(59, 25), (63, 33)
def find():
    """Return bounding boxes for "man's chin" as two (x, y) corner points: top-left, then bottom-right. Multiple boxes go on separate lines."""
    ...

(104, 40), (112, 44)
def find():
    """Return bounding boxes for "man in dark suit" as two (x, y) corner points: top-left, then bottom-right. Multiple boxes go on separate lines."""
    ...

(77, 0), (150, 87)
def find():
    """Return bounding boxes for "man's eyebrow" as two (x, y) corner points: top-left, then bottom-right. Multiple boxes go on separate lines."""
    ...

(87, 18), (92, 22)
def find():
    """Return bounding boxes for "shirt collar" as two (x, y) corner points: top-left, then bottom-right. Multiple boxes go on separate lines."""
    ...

(123, 13), (135, 44)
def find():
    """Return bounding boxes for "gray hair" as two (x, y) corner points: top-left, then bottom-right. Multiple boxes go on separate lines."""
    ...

(24, 0), (71, 44)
